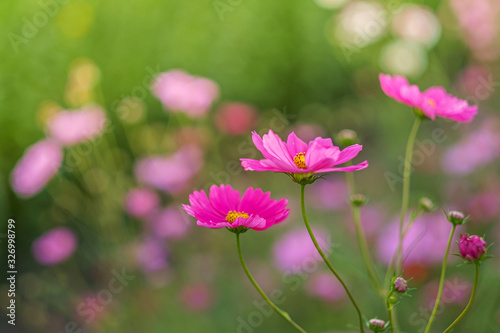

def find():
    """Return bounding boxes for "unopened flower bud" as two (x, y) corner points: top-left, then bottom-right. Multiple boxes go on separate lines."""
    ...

(368, 318), (387, 332)
(350, 194), (367, 206)
(459, 234), (487, 262)
(393, 277), (408, 293)
(445, 210), (468, 225)
(419, 197), (434, 212)
(336, 129), (359, 147)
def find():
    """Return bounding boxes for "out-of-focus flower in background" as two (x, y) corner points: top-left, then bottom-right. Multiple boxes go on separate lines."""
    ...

(214, 102), (258, 135)
(380, 40), (427, 78)
(442, 121), (500, 175)
(420, 276), (471, 307)
(273, 228), (331, 273)
(46, 106), (107, 146)
(306, 272), (345, 302)
(124, 187), (160, 218)
(135, 145), (203, 193)
(467, 190), (500, 223)
(32, 228), (77, 265)
(180, 284), (215, 312)
(376, 212), (456, 267)
(152, 70), (219, 118)
(309, 178), (348, 210)
(150, 206), (190, 239)
(11, 139), (63, 198)
(391, 5), (441, 49)
(135, 237), (169, 273)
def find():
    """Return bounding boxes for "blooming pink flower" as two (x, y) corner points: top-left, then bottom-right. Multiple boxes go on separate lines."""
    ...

(124, 188), (160, 218)
(32, 228), (77, 265)
(152, 70), (219, 117)
(459, 234), (487, 262)
(135, 145), (202, 193)
(273, 228), (331, 273)
(11, 139), (63, 198)
(379, 73), (478, 122)
(47, 106), (106, 146)
(182, 184), (289, 231)
(214, 102), (258, 135)
(151, 206), (190, 239)
(240, 130), (368, 179)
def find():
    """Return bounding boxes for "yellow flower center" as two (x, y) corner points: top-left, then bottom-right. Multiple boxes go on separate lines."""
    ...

(293, 152), (307, 169)
(427, 98), (436, 107)
(226, 211), (249, 223)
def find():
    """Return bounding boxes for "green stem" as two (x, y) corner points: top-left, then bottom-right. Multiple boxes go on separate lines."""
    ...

(300, 184), (365, 333)
(443, 262), (479, 333)
(423, 224), (457, 333)
(236, 233), (307, 333)
(396, 116), (422, 275)
(386, 291), (395, 333)
(345, 171), (382, 292)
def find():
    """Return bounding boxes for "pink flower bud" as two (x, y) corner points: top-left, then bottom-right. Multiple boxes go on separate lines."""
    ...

(459, 234), (487, 262)
(393, 277), (408, 293)
(368, 318), (386, 332)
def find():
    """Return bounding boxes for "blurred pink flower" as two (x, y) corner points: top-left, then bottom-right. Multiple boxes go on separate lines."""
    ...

(135, 145), (202, 193)
(421, 276), (471, 308)
(442, 124), (500, 175)
(306, 273), (345, 302)
(240, 130), (368, 175)
(309, 178), (348, 210)
(136, 238), (168, 273)
(214, 102), (258, 135)
(180, 284), (214, 312)
(346, 205), (385, 237)
(32, 228), (77, 265)
(10, 139), (63, 198)
(379, 74), (478, 122)
(456, 66), (493, 98)
(183, 184), (289, 231)
(376, 213), (457, 266)
(467, 191), (500, 222)
(124, 188), (160, 218)
(151, 206), (190, 239)
(152, 70), (219, 117)
(47, 106), (106, 146)
(273, 228), (331, 273)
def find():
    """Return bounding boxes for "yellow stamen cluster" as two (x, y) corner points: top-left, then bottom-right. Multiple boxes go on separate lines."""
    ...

(226, 211), (249, 223)
(293, 152), (307, 169)
(427, 99), (436, 107)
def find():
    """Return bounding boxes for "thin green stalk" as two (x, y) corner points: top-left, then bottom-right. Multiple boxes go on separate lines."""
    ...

(423, 224), (457, 333)
(443, 263), (480, 333)
(345, 170), (382, 291)
(300, 184), (365, 333)
(236, 233), (307, 333)
(386, 291), (395, 333)
(396, 116), (422, 275)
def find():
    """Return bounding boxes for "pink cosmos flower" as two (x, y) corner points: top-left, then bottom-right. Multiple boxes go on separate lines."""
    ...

(47, 106), (106, 146)
(135, 145), (202, 193)
(379, 73), (478, 122)
(124, 188), (160, 218)
(240, 130), (368, 181)
(182, 184), (289, 231)
(459, 234), (487, 262)
(11, 139), (63, 198)
(152, 70), (219, 117)
(32, 228), (77, 265)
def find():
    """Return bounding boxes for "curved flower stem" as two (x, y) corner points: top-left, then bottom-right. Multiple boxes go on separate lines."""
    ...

(345, 170), (382, 292)
(423, 224), (457, 333)
(396, 116), (422, 275)
(235, 233), (307, 333)
(385, 291), (395, 333)
(300, 184), (365, 333)
(443, 262), (480, 333)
